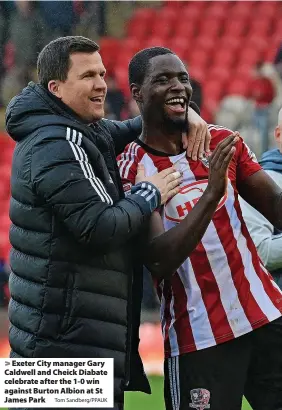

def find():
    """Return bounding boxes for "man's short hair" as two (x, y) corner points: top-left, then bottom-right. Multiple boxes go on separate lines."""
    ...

(129, 47), (174, 86)
(37, 36), (99, 89)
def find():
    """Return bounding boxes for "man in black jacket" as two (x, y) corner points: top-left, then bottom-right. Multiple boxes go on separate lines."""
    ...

(5, 36), (210, 410)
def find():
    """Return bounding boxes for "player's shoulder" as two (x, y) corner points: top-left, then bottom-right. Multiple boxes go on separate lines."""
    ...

(117, 140), (145, 163)
(208, 124), (234, 146)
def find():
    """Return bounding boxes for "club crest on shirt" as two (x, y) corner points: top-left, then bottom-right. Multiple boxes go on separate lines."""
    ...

(165, 180), (227, 222)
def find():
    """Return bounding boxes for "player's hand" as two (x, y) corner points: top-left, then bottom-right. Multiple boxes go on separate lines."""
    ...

(182, 106), (211, 161)
(206, 132), (239, 200)
(136, 164), (182, 205)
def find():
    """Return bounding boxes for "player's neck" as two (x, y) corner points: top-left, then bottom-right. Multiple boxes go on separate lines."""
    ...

(140, 124), (183, 155)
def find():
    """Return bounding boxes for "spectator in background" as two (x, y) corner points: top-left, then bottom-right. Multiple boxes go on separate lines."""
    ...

(105, 75), (125, 120)
(274, 42), (282, 81)
(38, 1), (75, 41)
(251, 61), (276, 153)
(240, 107), (282, 288)
(9, 1), (45, 68)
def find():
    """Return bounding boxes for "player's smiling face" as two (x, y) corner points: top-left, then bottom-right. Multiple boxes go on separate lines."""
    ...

(141, 54), (192, 130)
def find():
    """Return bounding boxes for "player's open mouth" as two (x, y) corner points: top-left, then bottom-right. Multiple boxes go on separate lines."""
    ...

(165, 97), (186, 113)
(89, 97), (104, 104)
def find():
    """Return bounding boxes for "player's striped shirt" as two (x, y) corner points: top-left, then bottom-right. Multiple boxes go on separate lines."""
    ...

(117, 125), (282, 358)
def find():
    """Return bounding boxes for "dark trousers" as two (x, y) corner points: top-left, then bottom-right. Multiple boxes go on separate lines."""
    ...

(164, 316), (282, 410)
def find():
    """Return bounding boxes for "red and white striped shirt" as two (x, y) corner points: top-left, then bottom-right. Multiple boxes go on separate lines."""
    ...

(117, 125), (282, 358)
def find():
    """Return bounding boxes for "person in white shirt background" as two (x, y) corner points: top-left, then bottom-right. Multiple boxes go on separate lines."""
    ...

(239, 108), (282, 287)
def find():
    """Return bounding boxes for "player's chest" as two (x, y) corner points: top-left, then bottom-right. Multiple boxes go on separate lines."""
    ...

(142, 152), (237, 223)
(142, 152), (236, 185)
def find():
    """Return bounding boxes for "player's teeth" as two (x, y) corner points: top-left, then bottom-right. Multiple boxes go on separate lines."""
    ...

(166, 98), (185, 104)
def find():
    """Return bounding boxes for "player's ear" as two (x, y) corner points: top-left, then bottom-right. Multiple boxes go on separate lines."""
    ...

(130, 83), (142, 103)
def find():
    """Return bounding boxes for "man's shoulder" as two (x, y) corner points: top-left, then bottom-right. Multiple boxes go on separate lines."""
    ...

(33, 125), (86, 146)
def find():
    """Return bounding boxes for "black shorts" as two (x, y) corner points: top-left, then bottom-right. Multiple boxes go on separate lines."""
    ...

(164, 316), (282, 410)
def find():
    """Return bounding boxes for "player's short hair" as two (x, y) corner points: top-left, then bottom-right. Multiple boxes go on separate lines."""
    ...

(129, 47), (174, 86)
(37, 36), (99, 89)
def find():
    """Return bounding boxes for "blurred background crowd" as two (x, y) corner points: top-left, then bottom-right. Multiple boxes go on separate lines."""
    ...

(0, 1), (281, 373)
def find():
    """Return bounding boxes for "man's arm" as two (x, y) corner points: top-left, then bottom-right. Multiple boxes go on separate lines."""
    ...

(30, 135), (178, 253)
(105, 102), (210, 158)
(238, 170), (282, 231)
(143, 134), (238, 279)
(239, 196), (282, 270)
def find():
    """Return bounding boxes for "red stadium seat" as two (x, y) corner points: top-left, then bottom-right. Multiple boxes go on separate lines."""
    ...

(212, 50), (236, 68)
(227, 79), (250, 97)
(173, 21), (195, 39)
(256, 2), (279, 18)
(150, 19), (172, 39)
(126, 19), (149, 39)
(223, 18), (247, 37)
(193, 36), (215, 53)
(245, 36), (269, 53)
(99, 0), (282, 110)
(204, 82), (223, 115)
(120, 37), (140, 56)
(239, 48), (261, 67)
(188, 65), (206, 84)
(99, 37), (120, 54)
(199, 19), (222, 38)
(180, 5), (204, 21)
(234, 64), (254, 78)
(230, 2), (254, 18)
(187, 50), (210, 69)
(248, 18), (272, 37)
(207, 66), (231, 85)
(167, 37), (189, 54)
(204, 80), (223, 95)
(0, 214), (11, 232)
(205, 2), (230, 19)
(158, 6), (179, 24)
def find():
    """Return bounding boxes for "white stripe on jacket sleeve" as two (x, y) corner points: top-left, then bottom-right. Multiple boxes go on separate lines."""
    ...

(66, 127), (113, 205)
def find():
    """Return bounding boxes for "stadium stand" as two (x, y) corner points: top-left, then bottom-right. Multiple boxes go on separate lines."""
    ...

(99, 1), (281, 121)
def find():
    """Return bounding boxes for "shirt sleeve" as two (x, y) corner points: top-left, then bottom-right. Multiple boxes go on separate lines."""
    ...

(117, 142), (140, 196)
(236, 137), (262, 184)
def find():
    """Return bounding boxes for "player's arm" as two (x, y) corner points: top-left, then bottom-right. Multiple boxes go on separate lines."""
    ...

(30, 135), (179, 253)
(143, 134), (238, 280)
(238, 171), (282, 230)
(105, 102), (210, 158)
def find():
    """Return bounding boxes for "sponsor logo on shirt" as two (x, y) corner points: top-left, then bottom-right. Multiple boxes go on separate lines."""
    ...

(165, 179), (227, 222)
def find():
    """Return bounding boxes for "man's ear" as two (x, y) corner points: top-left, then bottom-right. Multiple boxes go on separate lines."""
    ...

(274, 125), (282, 151)
(130, 83), (142, 103)
(274, 125), (280, 142)
(48, 80), (62, 99)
